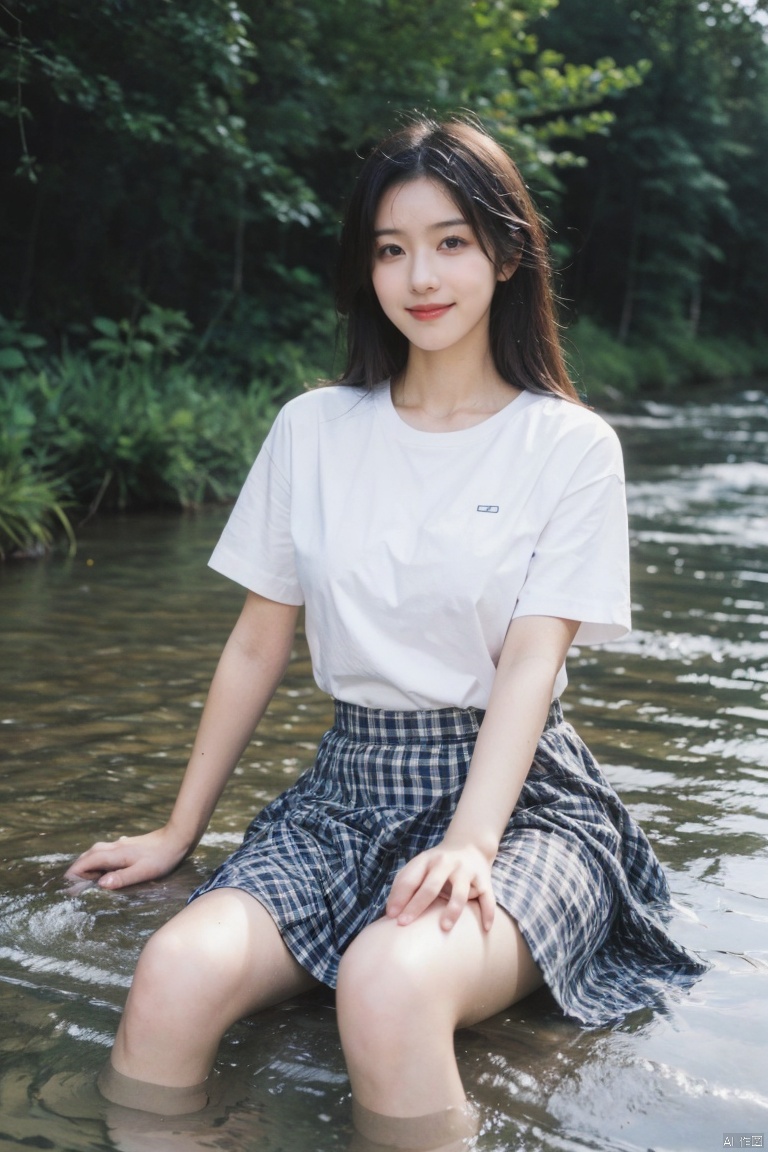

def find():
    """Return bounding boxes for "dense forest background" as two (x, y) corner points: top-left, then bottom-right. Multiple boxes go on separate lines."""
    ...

(1, 0), (767, 553)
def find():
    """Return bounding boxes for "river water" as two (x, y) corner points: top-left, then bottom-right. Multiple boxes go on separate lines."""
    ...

(0, 389), (766, 1152)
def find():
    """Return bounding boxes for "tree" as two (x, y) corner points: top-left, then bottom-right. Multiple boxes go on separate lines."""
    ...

(0, 0), (644, 391)
(536, 0), (768, 343)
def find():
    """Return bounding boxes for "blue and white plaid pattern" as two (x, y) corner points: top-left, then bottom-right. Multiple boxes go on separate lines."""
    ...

(190, 700), (707, 1026)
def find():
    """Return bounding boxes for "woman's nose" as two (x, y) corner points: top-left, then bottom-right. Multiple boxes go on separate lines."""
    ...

(409, 249), (439, 293)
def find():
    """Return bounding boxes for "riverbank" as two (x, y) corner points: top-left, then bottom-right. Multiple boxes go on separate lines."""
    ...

(2, 317), (766, 558)
(567, 317), (768, 405)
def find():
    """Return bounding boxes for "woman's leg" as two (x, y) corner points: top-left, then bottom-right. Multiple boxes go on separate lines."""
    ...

(104, 888), (318, 1102)
(336, 901), (541, 1134)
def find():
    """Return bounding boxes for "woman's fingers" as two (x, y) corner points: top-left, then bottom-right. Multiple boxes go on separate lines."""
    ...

(64, 841), (129, 880)
(64, 829), (186, 887)
(476, 883), (497, 932)
(392, 862), (451, 926)
(96, 858), (156, 890)
(436, 874), (471, 931)
(386, 847), (496, 931)
(385, 854), (430, 918)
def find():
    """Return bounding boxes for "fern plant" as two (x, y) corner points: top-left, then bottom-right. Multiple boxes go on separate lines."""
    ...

(0, 453), (76, 559)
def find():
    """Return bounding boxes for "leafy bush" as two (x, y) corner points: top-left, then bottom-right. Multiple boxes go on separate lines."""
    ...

(0, 314), (46, 371)
(0, 308), (288, 557)
(88, 305), (193, 367)
(0, 450), (75, 559)
(652, 323), (763, 387)
(566, 315), (768, 402)
(3, 354), (279, 514)
(192, 270), (338, 394)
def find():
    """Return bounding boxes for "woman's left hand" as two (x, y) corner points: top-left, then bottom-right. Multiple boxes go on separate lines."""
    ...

(386, 842), (496, 933)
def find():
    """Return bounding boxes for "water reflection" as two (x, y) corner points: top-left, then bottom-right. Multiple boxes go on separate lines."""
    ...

(1, 390), (767, 1151)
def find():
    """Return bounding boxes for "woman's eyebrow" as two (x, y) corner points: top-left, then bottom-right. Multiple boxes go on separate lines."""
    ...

(373, 218), (469, 237)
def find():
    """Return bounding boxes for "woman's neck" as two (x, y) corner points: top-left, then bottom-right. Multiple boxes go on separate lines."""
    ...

(391, 349), (520, 432)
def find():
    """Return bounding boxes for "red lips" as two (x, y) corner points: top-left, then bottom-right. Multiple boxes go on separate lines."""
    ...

(405, 304), (454, 321)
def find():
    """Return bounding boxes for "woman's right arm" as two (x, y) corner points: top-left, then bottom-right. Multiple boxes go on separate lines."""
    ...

(65, 591), (300, 889)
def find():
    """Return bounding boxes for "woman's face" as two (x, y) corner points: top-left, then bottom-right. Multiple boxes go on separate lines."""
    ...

(371, 177), (508, 360)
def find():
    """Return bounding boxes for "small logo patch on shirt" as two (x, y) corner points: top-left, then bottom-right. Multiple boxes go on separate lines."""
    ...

(476, 504), (499, 513)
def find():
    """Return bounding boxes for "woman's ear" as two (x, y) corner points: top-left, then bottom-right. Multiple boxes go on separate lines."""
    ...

(497, 246), (523, 282)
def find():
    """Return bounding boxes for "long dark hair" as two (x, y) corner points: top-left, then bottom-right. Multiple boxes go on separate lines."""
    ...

(335, 116), (579, 402)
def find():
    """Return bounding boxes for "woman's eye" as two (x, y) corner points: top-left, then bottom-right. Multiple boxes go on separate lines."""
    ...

(376, 244), (403, 258)
(441, 236), (466, 250)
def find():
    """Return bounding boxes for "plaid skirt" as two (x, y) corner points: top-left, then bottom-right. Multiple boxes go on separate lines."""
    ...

(190, 700), (707, 1027)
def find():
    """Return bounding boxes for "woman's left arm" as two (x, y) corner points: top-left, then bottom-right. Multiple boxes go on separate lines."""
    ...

(386, 613), (579, 932)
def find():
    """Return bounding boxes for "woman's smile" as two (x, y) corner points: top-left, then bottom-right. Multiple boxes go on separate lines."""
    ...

(405, 303), (455, 321)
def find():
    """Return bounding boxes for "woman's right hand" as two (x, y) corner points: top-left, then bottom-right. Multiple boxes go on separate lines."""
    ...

(64, 825), (192, 890)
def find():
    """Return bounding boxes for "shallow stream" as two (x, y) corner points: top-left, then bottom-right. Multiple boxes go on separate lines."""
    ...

(1, 389), (767, 1151)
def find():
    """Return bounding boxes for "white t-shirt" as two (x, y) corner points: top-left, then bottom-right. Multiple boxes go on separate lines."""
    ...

(209, 383), (631, 710)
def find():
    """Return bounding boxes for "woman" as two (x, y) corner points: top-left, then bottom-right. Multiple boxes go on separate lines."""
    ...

(67, 116), (706, 1149)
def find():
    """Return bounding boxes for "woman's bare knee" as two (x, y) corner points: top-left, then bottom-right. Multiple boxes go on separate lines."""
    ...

(126, 896), (242, 1019)
(337, 913), (470, 1114)
(337, 906), (542, 1059)
(114, 906), (234, 1082)
(336, 910), (467, 1081)
(113, 889), (317, 1086)
(338, 917), (439, 1035)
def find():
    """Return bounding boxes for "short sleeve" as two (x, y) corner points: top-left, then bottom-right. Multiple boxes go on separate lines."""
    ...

(512, 431), (631, 645)
(207, 409), (304, 605)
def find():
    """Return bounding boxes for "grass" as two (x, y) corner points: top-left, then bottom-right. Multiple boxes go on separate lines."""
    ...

(0, 353), (286, 558)
(0, 453), (76, 559)
(565, 316), (768, 405)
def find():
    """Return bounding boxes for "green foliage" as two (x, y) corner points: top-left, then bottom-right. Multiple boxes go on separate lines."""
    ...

(0, 313), (46, 370)
(538, 0), (768, 341)
(193, 268), (339, 394)
(565, 317), (642, 400)
(1, 351), (278, 514)
(0, 0), (647, 370)
(89, 305), (192, 368)
(566, 316), (768, 403)
(0, 449), (75, 559)
(0, 309), (284, 557)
